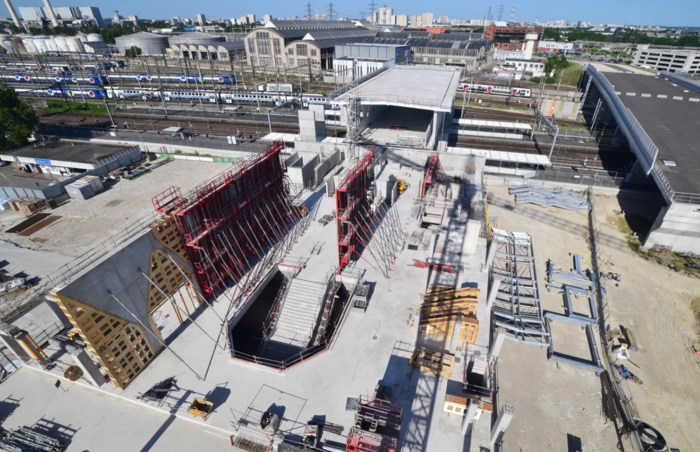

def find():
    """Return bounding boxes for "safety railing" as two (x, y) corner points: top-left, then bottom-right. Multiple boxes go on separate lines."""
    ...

(651, 163), (700, 205)
(586, 65), (659, 174)
(659, 71), (700, 95)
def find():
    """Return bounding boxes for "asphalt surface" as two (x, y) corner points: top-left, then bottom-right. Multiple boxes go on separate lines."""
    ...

(604, 72), (700, 194)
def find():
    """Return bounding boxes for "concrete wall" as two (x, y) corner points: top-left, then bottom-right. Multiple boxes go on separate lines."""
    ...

(644, 201), (700, 253)
(313, 149), (342, 185)
(299, 105), (326, 142)
(287, 154), (320, 188)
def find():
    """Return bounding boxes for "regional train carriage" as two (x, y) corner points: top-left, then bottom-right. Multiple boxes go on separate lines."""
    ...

(0, 73), (105, 85)
(459, 83), (532, 98)
(12, 86), (107, 98)
(106, 73), (235, 84)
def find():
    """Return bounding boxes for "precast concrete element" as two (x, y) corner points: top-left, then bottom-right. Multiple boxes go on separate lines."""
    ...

(70, 348), (107, 386)
(489, 327), (507, 357)
(490, 404), (514, 447)
(486, 276), (501, 312)
(461, 399), (479, 435)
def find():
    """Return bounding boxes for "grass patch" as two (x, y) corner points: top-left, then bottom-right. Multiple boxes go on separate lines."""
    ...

(554, 62), (584, 87)
(608, 213), (700, 278)
(41, 100), (108, 115)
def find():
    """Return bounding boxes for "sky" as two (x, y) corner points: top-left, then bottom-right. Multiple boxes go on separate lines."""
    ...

(8, 0), (700, 26)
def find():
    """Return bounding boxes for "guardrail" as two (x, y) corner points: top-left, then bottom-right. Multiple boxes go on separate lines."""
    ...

(651, 164), (700, 205)
(659, 71), (700, 95)
(586, 65), (658, 174)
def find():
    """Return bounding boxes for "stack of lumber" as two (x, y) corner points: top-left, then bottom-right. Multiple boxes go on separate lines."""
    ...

(419, 285), (479, 344)
(410, 347), (454, 378)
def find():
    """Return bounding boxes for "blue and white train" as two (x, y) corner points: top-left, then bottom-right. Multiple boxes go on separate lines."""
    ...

(105, 73), (236, 84)
(13, 86), (108, 98)
(0, 72), (105, 85)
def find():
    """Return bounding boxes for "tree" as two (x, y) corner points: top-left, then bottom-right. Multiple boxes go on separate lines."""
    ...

(125, 46), (142, 58)
(0, 85), (38, 154)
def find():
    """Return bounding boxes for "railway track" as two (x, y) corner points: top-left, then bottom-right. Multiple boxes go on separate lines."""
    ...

(36, 110), (348, 138)
(451, 136), (635, 172)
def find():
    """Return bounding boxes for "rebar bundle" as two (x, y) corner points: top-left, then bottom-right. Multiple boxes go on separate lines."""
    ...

(0, 427), (65, 452)
(509, 184), (588, 212)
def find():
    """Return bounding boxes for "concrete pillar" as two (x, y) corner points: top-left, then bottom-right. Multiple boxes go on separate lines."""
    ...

(14, 331), (47, 364)
(490, 404), (514, 447)
(449, 319), (462, 355)
(485, 242), (497, 270)
(70, 348), (107, 387)
(486, 276), (501, 312)
(489, 327), (507, 357)
(0, 333), (31, 363)
(461, 399), (479, 435)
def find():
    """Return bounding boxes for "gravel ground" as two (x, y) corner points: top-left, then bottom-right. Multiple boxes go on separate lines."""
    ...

(487, 185), (700, 451)
(0, 159), (231, 258)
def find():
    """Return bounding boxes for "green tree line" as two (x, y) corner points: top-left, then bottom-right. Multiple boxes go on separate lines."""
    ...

(543, 28), (700, 47)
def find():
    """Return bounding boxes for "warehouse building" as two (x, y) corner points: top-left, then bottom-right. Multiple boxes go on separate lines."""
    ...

(633, 45), (700, 75)
(333, 43), (411, 81)
(169, 41), (245, 62)
(0, 141), (141, 199)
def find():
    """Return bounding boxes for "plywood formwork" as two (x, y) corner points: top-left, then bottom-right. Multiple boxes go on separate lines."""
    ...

(410, 347), (455, 378)
(51, 291), (158, 389)
(419, 284), (479, 343)
(49, 217), (194, 389)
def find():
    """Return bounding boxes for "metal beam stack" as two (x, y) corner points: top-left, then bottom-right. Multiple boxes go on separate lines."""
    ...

(508, 184), (588, 212)
(0, 427), (65, 452)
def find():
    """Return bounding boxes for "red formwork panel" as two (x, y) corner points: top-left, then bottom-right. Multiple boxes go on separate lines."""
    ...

(346, 428), (397, 452)
(335, 146), (376, 274)
(152, 141), (291, 298)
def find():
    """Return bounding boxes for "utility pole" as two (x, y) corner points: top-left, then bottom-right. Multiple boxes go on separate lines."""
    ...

(369, 0), (377, 22)
(486, 7), (492, 23)
(305, 2), (313, 19)
(497, 4), (505, 21)
(509, 6), (515, 23)
(328, 2), (336, 20)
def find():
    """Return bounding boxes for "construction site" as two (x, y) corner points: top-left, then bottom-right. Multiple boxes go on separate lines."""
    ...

(0, 63), (698, 452)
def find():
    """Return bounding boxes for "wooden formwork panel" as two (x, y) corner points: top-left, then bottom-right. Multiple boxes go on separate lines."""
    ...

(458, 317), (479, 344)
(410, 347), (454, 378)
(423, 287), (480, 304)
(420, 301), (478, 317)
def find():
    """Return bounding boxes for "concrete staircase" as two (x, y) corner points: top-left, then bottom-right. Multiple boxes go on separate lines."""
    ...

(260, 278), (328, 361)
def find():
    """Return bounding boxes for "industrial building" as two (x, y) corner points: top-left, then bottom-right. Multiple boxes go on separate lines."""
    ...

(357, 35), (493, 71)
(333, 43), (411, 81)
(537, 41), (574, 53)
(169, 40), (245, 62)
(582, 67), (700, 251)
(484, 24), (542, 51)
(633, 44), (700, 75)
(502, 58), (545, 76)
(115, 31), (170, 55)
(5, 32), (106, 55)
(0, 140), (140, 199)
(17, 4), (104, 27)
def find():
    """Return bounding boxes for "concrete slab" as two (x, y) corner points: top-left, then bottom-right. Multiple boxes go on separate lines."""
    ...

(603, 72), (700, 194)
(335, 66), (461, 112)
(362, 107), (433, 147)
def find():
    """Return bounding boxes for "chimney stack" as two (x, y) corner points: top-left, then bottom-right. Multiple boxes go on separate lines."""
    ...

(42, 0), (60, 27)
(3, 0), (22, 29)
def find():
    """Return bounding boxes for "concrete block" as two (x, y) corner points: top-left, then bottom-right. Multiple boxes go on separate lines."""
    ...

(71, 349), (107, 386)
(489, 327), (507, 357)
(461, 399), (479, 435)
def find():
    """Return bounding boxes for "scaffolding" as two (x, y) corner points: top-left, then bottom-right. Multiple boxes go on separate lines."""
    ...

(152, 141), (299, 301)
(335, 146), (404, 277)
(346, 395), (403, 452)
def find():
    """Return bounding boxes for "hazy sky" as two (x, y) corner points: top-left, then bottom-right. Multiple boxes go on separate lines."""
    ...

(9, 0), (700, 26)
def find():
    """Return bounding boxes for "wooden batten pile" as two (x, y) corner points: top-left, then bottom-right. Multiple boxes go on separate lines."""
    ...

(410, 347), (455, 378)
(419, 285), (480, 344)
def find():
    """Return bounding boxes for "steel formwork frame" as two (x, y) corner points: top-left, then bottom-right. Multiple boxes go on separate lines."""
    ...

(152, 141), (292, 299)
(346, 395), (403, 452)
(336, 146), (376, 274)
(421, 153), (440, 199)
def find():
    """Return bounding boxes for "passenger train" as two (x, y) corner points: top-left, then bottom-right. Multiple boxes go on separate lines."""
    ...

(12, 86), (107, 98)
(105, 73), (236, 84)
(11, 85), (328, 106)
(459, 83), (532, 98)
(0, 72), (105, 84)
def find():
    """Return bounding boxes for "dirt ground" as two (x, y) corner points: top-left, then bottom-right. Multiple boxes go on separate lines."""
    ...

(486, 185), (700, 451)
(0, 160), (228, 258)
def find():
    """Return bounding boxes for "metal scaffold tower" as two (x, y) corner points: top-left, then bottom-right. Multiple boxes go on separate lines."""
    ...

(152, 141), (303, 302)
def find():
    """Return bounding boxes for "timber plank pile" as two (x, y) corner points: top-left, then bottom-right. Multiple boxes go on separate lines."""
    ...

(419, 285), (479, 344)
